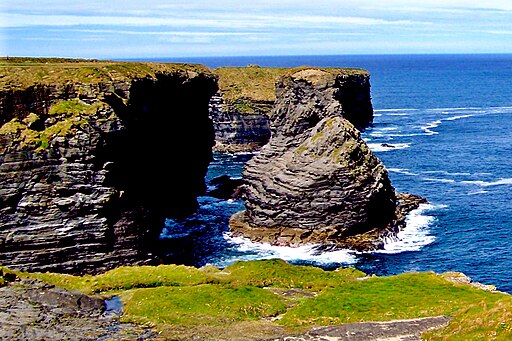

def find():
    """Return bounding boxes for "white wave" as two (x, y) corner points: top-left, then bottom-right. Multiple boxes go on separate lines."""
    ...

(368, 143), (410, 152)
(422, 170), (471, 176)
(374, 108), (418, 112)
(373, 113), (383, 117)
(369, 132), (384, 137)
(461, 178), (512, 187)
(444, 114), (475, 121)
(388, 113), (410, 116)
(420, 120), (442, 135)
(231, 151), (256, 156)
(468, 190), (490, 195)
(427, 107), (481, 112)
(387, 168), (419, 176)
(224, 233), (357, 265)
(377, 127), (399, 131)
(422, 177), (456, 184)
(376, 204), (442, 254)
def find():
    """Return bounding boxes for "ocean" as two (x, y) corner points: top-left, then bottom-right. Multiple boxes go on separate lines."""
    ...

(154, 54), (512, 293)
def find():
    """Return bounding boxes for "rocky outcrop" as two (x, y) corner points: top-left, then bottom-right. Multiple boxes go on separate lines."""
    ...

(210, 66), (373, 153)
(230, 69), (419, 250)
(0, 276), (154, 340)
(0, 61), (217, 273)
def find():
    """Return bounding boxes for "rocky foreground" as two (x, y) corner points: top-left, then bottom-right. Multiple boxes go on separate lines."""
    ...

(231, 69), (424, 250)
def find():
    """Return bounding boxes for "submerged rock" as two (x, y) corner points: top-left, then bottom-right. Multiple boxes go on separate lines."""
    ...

(230, 69), (421, 251)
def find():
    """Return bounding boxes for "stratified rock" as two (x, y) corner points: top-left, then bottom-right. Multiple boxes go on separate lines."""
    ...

(0, 60), (217, 274)
(230, 69), (401, 250)
(209, 91), (271, 153)
(210, 66), (373, 153)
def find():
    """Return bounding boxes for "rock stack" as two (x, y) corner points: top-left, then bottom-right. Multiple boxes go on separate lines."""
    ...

(230, 69), (422, 250)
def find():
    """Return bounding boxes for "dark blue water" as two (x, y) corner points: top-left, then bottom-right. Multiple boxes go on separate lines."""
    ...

(158, 55), (512, 293)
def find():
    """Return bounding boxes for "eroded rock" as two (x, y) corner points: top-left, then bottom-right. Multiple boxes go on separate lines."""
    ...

(0, 65), (217, 274)
(230, 69), (421, 250)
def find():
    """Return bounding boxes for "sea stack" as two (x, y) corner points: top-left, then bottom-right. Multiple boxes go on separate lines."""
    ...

(230, 68), (417, 250)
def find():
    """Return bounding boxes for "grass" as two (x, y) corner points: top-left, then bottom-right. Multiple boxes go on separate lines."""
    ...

(215, 66), (367, 114)
(10, 259), (512, 340)
(279, 272), (504, 328)
(223, 259), (365, 290)
(119, 284), (287, 326)
(0, 57), (211, 91)
(27, 264), (211, 294)
(0, 99), (106, 151)
(0, 266), (17, 287)
(424, 299), (512, 340)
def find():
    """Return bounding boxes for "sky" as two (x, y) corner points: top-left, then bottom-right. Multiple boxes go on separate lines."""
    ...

(2, 0), (512, 58)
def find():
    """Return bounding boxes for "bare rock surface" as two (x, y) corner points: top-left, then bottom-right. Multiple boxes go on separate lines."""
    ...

(0, 277), (154, 341)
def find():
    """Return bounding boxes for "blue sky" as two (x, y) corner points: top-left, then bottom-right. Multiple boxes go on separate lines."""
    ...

(2, 0), (512, 58)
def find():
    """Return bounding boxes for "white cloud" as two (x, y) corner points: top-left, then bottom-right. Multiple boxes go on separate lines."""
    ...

(1, 12), (423, 29)
(3, 0), (512, 57)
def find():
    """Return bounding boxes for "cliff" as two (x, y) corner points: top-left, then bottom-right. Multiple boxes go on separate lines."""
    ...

(0, 58), (217, 273)
(211, 66), (373, 152)
(230, 69), (423, 250)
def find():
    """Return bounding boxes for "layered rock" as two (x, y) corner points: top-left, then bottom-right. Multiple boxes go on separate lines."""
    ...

(211, 66), (373, 153)
(230, 69), (421, 250)
(0, 60), (217, 273)
(208, 91), (271, 152)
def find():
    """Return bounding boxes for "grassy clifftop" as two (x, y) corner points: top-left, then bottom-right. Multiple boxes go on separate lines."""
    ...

(0, 57), (211, 90)
(215, 65), (367, 114)
(11, 259), (512, 340)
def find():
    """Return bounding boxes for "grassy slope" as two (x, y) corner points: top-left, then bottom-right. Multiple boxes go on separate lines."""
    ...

(15, 259), (512, 340)
(215, 66), (367, 114)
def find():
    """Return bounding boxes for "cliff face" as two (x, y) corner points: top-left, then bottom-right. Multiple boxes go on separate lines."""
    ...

(211, 66), (373, 152)
(0, 60), (217, 273)
(230, 69), (415, 250)
(208, 91), (271, 152)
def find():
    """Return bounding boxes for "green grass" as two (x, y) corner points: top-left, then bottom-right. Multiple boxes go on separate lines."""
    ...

(424, 299), (512, 340)
(215, 66), (367, 114)
(0, 99), (106, 151)
(223, 259), (365, 290)
(12, 259), (512, 340)
(0, 266), (17, 287)
(48, 98), (101, 116)
(119, 284), (287, 326)
(27, 264), (211, 294)
(0, 57), (211, 91)
(279, 272), (504, 328)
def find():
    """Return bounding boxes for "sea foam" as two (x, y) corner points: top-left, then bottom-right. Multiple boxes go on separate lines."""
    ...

(223, 234), (357, 266)
(376, 204), (442, 254)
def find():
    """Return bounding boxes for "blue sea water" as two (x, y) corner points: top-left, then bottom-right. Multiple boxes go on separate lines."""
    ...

(157, 55), (512, 293)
